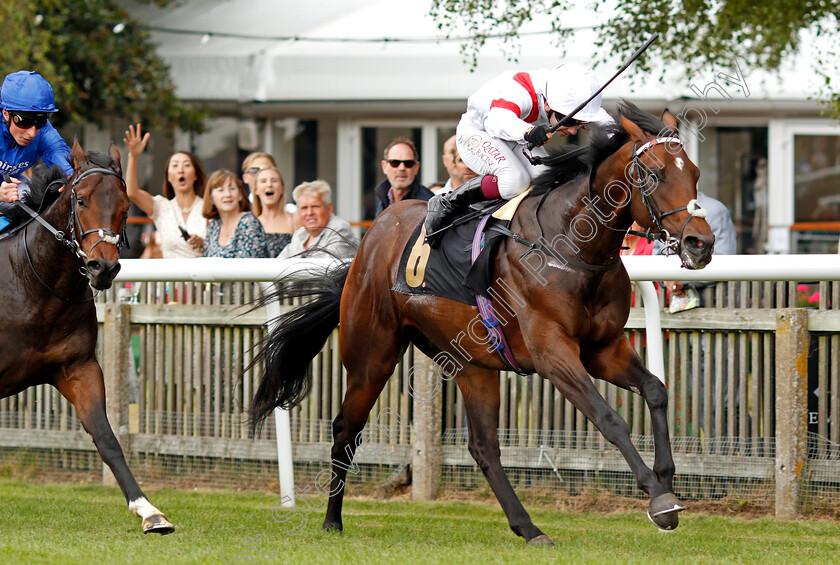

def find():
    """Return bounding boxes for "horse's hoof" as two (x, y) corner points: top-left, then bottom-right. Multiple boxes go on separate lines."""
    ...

(142, 514), (175, 535)
(647, 493), (685, 531)
(526, 534), (554, 546)
(322, 521), (343, 533)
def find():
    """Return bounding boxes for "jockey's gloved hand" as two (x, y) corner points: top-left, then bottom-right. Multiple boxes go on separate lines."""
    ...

(524, 124), (551, 148)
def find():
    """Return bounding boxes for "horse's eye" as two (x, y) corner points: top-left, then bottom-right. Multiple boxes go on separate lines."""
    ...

(77, 197), (86, 208)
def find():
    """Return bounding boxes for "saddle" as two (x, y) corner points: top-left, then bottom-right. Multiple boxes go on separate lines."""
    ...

(393, 191), (531, 305)
(393, 192), (534, 373)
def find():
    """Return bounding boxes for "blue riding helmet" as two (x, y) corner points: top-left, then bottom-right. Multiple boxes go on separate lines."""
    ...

(0, 71), (59, 113)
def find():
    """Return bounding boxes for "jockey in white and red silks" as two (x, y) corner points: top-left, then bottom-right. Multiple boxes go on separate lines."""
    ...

(425, 62), (612, 246)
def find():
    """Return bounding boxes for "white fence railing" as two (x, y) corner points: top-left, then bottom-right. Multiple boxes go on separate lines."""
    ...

(108, 254), (840, 511)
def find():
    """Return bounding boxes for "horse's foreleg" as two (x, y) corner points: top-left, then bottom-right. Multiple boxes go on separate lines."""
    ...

(455, 367), (552, 545)
(584, 338), (685, 528)
(536, 336), (681, 528)
(53, 362), (174, 534)
(584, 339), (678, 488)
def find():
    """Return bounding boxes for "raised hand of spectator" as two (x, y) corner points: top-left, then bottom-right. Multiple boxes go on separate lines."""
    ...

(123, 123), (151, 159)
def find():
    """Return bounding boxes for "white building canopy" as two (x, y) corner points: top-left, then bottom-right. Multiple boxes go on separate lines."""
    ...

(123, 0), (822, 109)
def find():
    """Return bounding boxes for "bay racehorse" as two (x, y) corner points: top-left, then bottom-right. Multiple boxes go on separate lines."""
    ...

(251, 103), (714, 543)
(0, 141), (173, 534)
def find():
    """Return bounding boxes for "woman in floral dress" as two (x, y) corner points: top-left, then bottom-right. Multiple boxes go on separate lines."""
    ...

(202, 169), (268, 258)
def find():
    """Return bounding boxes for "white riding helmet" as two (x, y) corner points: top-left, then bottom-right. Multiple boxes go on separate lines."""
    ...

(544, 62), (611, 124)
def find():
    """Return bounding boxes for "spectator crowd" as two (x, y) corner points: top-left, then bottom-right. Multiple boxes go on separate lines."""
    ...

(123, 124), (359, 260)
(0, 67), (742, 267)
(120, 128), (483, 262)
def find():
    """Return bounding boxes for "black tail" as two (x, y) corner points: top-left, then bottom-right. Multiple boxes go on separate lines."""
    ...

(249, 263), (350, 430)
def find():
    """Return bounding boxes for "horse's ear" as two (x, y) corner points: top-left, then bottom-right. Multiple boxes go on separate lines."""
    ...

(108, 142), (122, 173)
(71, 137), (87, 170)
(620, 114), (646, 144)
(661, 109), (678, 131)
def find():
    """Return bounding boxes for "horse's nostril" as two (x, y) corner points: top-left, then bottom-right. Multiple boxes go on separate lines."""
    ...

(683, 235), (715, 257)
(86, 260), (103, 276)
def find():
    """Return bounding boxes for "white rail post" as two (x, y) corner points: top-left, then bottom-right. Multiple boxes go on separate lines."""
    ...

(259, 281), (295, 508)
(636, 281), (665, 384)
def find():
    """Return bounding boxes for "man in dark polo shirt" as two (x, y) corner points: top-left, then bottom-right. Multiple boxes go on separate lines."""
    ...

(374, 136), (433, 217)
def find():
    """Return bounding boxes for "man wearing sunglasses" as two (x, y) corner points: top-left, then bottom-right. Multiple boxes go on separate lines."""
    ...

(425, 62), (612, 246)
(374, 137), (433, 218)
(0, 71), (72, 230)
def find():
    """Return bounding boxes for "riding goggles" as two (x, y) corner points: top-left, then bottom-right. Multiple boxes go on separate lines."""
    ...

(10, 111), (49, 130)
(385, 159), (417, 168)
(551, 111), (587, 129)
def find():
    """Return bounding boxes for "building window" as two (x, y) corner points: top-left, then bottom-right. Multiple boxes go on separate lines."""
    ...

(294, 120), (318, 187)
(699, 127), (768, 254)
(790, 134), (840, 253)
(794, 135), (840, 222)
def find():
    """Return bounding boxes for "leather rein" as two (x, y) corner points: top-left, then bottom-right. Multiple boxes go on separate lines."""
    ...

(20, 167), (128, 303)
(620, 137), (707, 255)
(505, 135), (707, 272)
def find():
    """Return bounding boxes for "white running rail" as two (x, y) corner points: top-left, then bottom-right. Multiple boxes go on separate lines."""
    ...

(112, 253), (840, 506)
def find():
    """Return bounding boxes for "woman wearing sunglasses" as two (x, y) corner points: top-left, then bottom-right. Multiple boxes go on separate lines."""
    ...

(240, 152), (276, 197)
(424, 62), (612, 246)
(0, 70), (73, 230)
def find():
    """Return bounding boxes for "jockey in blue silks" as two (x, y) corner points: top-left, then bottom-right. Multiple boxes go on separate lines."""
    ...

(0, 70), (73, 231)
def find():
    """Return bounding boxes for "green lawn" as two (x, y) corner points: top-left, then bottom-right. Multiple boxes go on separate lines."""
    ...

(0, 478), (838, 564)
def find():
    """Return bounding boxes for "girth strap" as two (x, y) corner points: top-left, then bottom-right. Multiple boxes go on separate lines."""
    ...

(487, 223), (622, 272)
(471, 215), (530, 375)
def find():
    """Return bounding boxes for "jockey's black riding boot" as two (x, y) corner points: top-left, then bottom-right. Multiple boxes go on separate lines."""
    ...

(425, 175), (498, 247)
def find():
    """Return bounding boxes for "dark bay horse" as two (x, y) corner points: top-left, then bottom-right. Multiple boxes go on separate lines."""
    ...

(251, 103), (714, 543)
(0, 141), (173, 534)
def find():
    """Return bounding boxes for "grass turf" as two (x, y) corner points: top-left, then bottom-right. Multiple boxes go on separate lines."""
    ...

(0, 478), (838, 564)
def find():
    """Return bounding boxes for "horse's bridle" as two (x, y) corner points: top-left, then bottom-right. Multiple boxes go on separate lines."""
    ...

(622, 136), (707, 254)
(514, 135), (708, 271)
(68, 167), (128, 260)
(22, 166), (128, 302)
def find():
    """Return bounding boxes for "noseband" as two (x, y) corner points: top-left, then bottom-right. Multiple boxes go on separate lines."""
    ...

(28, 166), (128, 264)
(68, 167), (128, 260)
(625, 137), (707, 254)
(22, 166), (127, 302)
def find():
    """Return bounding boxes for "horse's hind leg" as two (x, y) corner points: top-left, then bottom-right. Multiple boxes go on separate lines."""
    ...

(455, 367), (552, 545)
(322, 327), (404, 532)
(54, 361), (174, 534)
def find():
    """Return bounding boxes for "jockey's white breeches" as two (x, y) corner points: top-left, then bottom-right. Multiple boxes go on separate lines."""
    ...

(455, 123), (550, 200)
